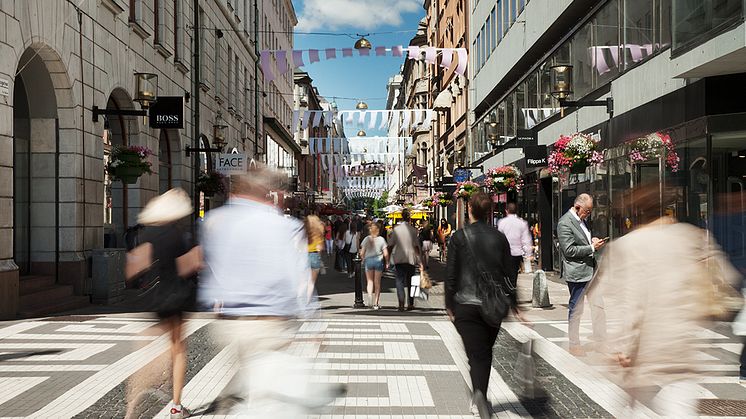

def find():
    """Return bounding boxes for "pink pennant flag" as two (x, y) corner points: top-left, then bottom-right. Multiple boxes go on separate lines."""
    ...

(407, 45), (421, 60)
(309, 49), (320, 63)
(392, 46), (404, 57)
(260, 50), (274, 83)
(455, 48), (468, 76)
(375, 46), (387, 56)
(325, 48), (337, 59)
(276, 50), (289, 76)
(292, 50), (305, 68)
(342, 48), (353, 57)
(440, 49), (453, 69)
(359, 48), (370, 56)
(424, 47), (437, 64)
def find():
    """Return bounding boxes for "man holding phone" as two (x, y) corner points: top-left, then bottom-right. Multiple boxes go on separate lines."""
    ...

(557, 193), (607, 356)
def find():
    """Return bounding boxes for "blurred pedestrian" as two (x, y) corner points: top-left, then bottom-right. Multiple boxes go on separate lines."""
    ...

(419, 220), (434, 269)
(359, 223), (388, 309)
(445, 192), (518, 418)
(305, 215), (325, 298)
(438, 219), (452, 262)
(324, 219), (334, 257)
(345, 222), (361, 278)
(557, 193), (607, 357)
(592, 184), (740, 416)
(199, 168), (333, 416)
(335, 222), (348, 272)
(125, 188), (202, 419)
(497, 203), (533, 282)
(387, 209), (423, 311)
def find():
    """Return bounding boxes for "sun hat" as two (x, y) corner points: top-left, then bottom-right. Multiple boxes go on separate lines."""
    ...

(137, 188), (193, 226)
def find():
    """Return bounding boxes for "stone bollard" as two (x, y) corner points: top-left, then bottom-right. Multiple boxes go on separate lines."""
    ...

(532, 270), (551, 308)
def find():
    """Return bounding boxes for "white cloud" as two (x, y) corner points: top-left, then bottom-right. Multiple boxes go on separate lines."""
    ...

(296, 0), (422, 32)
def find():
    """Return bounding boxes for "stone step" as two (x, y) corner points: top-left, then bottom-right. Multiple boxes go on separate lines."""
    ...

(19, 275), (55, 295)
(18, 295), (90, 319)
(19, 285), (76, 309)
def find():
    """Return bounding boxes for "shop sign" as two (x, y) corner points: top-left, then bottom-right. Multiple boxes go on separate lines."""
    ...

(149, 96), (184, 128)
(216, 153), (247, 175)
(524, 146), (548, 167)
(0, 78), (9, 97)
(515, 129), (537, 147)
(453, 168), (471, 183)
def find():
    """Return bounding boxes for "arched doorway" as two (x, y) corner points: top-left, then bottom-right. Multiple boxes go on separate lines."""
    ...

(13, 48), (61, 277)
(103, 89), (140, 248)
(158, 129), (182, 194)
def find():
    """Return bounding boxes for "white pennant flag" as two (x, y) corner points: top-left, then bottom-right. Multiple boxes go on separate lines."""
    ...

(368, 111), (378, 129)
(421, 110), (434, 130)
(312, 111), (323, 128)
(301, 111), (312, 130)
(358, 111), (366, 126)
(291, 110), (300, 133)
(401, 110), (411, 132)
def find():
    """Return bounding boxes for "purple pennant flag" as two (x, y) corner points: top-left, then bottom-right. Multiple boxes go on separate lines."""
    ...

(260, 50), (274, 82)
(407, 45), (421, 60)
(424, 47), (437, 64)
(342, 48), (353, 57)
(276, 50), (288, 76)
(375, 46), (387, 56)
(455, 48), (468, 76)
(358, 47), (370, 56)
(440, 48), (453, 69)
(392, 45), (403, 57)
(292, 50), (305, 68)
(309, 49), (320, 63)
(325, 48), (337, 59)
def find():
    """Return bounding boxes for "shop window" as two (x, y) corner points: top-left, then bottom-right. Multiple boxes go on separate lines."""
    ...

(515, 81), (526, 131)
(664, 138), (709, 228)
(505, 92), (516, 138)
(673, 0), (742, 52)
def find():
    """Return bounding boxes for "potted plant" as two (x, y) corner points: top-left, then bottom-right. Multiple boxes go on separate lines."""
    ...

(106, 145), (153, 184)
(421, 198), (436, 209)
(431, 192), (453, 207)
(197, 171), (226, 197)
(548, 133), (604, 175)
(484, 165), (523, 194)
(453, 180), (482, 200)
(628, 132), (680, 172)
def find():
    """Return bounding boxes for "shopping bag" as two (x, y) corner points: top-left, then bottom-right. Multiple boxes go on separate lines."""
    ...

(410, 275), (421, 298)
(523, 256), (533, 274)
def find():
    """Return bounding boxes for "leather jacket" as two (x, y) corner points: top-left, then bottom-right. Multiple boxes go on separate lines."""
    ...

(445, 221), (516, 310)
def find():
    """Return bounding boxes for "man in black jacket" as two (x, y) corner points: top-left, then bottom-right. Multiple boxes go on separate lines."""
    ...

(445, 192), (516, 418)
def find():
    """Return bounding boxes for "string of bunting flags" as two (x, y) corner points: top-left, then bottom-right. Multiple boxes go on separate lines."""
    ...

(261, 46), (467, 83)
(292, 109), (434, 134)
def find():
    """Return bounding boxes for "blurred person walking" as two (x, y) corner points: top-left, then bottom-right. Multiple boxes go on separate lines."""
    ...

(359, 223), (389, 309)
(592, 184), (740, 416)
(324, 219), (334, 256)
(419, 220), (435, 269)
(335, 222), (349, 272)
(497, 203), (533, 282)
(445, 192), (518, 418)
(305, 215), (325, 298)
(438, 219), (452, 262)
(388, 209), (424, 312)
(345, 223), (361, 278)
(125, 188), (202, 419)
(199, 168), (334, 416)
(557, 193), (607, 356)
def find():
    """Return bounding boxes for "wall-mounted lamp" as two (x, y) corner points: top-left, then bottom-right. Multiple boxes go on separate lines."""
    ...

(212, 112), (229, 149)
(485, 114), (500, 149)
(550, 64), (613, 115)
(134, 72), (158, 109)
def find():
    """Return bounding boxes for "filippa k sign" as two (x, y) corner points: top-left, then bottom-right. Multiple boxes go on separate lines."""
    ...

(216, 153), (247, 175)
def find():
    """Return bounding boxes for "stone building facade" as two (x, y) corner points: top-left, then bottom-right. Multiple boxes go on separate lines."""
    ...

(0, 0), (291, 318)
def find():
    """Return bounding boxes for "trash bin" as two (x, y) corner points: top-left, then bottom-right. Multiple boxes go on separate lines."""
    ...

(91, 248), (126, 304)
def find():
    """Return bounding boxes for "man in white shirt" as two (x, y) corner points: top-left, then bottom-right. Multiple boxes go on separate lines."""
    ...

(557, 193), (606, 356)
(497, 203), (533, 282)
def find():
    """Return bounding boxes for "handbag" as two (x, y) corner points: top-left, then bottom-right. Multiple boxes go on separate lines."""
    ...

(463, 226), (513, 327)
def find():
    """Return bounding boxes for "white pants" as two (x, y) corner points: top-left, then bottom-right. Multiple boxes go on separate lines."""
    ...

(625, 380), (698, 418)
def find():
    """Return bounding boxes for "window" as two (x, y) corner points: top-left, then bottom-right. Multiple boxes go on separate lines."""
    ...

(243, 0), (250, 36)
(174, 0), (184, 62)
(159, 131), (172, 194)
(511, 0), (517, 22)
(244, 67), (249, 118)
(234, 54), (240, 113)
(215, 32), (222, 99)
(673, 0), (742, 52)
(129, 0), (143, 22)
(502, 0), (510, 36)
(228, 46), (234, 106)
(199, 8), (208, 86)
(491, 6), (497, 49)
(497, 0), (503, 41)
(593, 0), (619, 87)
(155, 0), (165, 45)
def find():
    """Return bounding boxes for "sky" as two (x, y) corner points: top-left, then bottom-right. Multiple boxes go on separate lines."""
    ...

(291, 0), (426, 136)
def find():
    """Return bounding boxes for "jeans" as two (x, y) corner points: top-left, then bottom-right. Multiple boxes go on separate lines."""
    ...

(567, 280), (607, 346)
(453, 303), (499, 396)
(510, 255), (523, 281)
(394, 263), (416, 307)
(336, 249), (347, 271)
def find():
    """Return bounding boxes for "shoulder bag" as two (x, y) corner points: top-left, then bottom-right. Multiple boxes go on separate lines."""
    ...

(463, 226), (513, 327)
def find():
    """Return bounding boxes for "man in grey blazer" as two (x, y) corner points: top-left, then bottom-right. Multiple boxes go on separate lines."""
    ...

(557, 193), (606, 356)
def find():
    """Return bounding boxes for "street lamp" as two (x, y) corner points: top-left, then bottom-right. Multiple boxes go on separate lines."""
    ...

(357, 129), (367, 137)
(354, 35), (372, 50)
(486, 114), (500, 148)
(356, 100), (368, 110)
(551, 64), (613, 115)
(212, 112), (228, 149)
(134, 72), (158, 109)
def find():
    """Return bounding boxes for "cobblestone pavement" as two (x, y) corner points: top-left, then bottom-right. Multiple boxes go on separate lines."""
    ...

(0, 253), (744, 417)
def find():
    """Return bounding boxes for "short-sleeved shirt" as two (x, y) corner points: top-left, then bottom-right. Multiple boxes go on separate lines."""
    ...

(361, 235), (387, 259)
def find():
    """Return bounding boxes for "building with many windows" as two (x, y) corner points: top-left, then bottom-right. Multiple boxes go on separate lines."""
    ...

(469, 0), (746, 271)
(0, 0), (288, 318)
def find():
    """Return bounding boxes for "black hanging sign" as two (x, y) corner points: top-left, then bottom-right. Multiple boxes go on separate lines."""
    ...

(515, 129), (538, 147)
(149, 96), (184, 129)
(524, 145), (548, 168)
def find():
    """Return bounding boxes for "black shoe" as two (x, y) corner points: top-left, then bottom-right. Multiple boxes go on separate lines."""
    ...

(397, 306), (405, 312)
(472, 390), (491, 419)
(406, 305), (415, 311)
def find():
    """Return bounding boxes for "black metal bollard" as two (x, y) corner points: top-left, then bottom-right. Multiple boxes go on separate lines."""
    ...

(353, 254), (365, 308)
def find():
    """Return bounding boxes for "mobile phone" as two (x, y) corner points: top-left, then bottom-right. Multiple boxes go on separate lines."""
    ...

(601, 237), (610, 242)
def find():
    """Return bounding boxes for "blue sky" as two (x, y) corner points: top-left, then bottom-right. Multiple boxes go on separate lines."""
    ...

(291, 0), (426, 136)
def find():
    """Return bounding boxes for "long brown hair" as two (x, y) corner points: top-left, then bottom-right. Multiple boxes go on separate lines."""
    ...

(305, 215), (325, 245)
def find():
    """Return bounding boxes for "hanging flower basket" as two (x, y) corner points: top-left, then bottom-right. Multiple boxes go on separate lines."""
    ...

(431, 192), (453, 207)
(484, 165), (523, 194)
(421, 198), (436, 209)
(548, 133), (604, 175)
(197, 171), (227, 197)
(453, 181), (482, 200)
(627, 132), (680, 172)
(106, 145), (153, 184)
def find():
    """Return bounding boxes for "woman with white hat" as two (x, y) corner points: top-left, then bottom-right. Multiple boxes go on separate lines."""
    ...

(125, 188), (202, 419)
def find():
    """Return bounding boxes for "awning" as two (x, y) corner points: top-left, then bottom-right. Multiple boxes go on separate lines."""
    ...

(433, 88), (452, 111)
